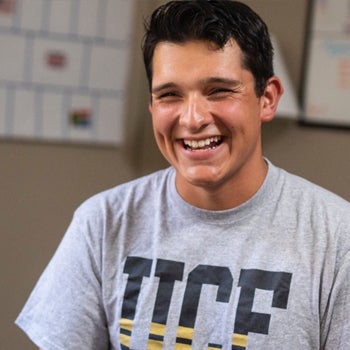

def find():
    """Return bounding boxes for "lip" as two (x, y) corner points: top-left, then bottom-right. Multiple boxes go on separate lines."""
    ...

(183, 135), (222, 148)
(176, 136), (225, 160)
(180, 134), (223, 148)
(178, 134), (223, 143)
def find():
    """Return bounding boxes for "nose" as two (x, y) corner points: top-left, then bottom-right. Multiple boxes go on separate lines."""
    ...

(179, 95), (210, 131)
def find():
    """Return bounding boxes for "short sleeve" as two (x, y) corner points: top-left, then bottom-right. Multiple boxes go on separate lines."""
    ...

(15, 210), (109, 350)
(321, 217), (350, 350)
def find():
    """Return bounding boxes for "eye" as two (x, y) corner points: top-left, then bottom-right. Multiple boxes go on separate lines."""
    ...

(159, 91), (178, 98)
(208, 87), (235, 100)
(154, 91), (182, 103)
(210, 87), (233, 95)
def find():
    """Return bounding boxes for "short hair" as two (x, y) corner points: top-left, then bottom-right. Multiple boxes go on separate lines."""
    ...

(142, 0), (274, 97)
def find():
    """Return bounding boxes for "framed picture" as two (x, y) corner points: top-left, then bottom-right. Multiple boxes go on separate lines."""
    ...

(302, 0), (350, 128)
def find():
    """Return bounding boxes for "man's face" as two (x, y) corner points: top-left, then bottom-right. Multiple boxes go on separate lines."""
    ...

(149, 40), (281, 207)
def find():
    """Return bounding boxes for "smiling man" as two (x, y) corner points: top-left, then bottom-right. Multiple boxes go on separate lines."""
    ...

(149, 39), (282, 210)
(16, 1), (350, 350)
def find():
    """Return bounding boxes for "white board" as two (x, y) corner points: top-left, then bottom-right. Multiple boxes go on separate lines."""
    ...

(0, 0), (135, 145)
(303, 0), (350, 127)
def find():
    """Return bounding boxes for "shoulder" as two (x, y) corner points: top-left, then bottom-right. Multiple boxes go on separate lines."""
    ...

(280, 166), (350, 211)
(74, 167), (174, 219)
(273, 165), (350, 240)
(268, 163), (350, 258)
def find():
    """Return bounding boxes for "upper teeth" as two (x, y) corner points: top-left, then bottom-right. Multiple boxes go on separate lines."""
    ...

(183, 136), (221, 149)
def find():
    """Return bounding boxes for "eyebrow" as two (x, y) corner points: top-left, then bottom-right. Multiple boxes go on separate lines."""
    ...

(151, 77), (243, 94)
(151, 82), (178, 94)
(202, 77), (242, 86)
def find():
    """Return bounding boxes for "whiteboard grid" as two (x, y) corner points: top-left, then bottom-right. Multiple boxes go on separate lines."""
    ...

(0, 0), (134, 145)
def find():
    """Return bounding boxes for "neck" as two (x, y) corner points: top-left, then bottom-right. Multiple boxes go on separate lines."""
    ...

(176, 159), (268, 211)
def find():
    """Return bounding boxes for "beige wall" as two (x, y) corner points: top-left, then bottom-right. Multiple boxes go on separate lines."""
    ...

(2, 1), (349, 348)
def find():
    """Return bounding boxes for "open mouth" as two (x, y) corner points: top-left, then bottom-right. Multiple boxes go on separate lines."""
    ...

(183, 136), (223, 151)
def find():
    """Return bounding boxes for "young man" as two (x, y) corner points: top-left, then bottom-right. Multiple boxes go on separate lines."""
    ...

(16, 1), (350, 349)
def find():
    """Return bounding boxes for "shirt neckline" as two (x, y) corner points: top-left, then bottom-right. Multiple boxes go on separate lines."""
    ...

(167, 159), (281, 225)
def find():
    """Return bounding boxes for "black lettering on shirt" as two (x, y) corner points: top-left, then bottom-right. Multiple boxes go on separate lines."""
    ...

(176, 265), (233, 347)
(232, 269), (293, 350)
(120, 256), (152, 349)
(119, 258), (292, 350)
(148, 259), (185, 348)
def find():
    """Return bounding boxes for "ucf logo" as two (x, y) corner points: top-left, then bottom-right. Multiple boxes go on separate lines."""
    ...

(119, 257), (292, 349)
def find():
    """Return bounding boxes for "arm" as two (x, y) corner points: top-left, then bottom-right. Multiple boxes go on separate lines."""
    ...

(321, 250), (350, 349)
(16, 209), (109, 349)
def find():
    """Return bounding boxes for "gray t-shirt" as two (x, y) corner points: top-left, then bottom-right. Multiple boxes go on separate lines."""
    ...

(16, 161), (350, 349)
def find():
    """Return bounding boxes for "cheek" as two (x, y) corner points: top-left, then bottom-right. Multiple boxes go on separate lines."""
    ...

(223, 101), (261, 127)
(214, 103), (243, 131)
(220, 107), (260, 139)
(152, 105), (178, 135)
(152, 114), (170, 137)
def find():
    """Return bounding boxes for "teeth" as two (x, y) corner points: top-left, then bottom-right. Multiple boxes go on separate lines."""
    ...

(183, 136), (222, 150)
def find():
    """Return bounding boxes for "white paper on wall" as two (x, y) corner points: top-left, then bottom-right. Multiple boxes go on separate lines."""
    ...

(0, 0), (134, 145)
(303, 0), (350, 126)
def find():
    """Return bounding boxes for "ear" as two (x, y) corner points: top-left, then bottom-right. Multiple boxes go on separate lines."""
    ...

(260, 76), (284, 123)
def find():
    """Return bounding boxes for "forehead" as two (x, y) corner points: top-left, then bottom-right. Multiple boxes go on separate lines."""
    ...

(151, 40), (245, 82)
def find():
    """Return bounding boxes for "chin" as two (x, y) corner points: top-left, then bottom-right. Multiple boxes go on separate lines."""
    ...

(182, 167), (225, 188)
